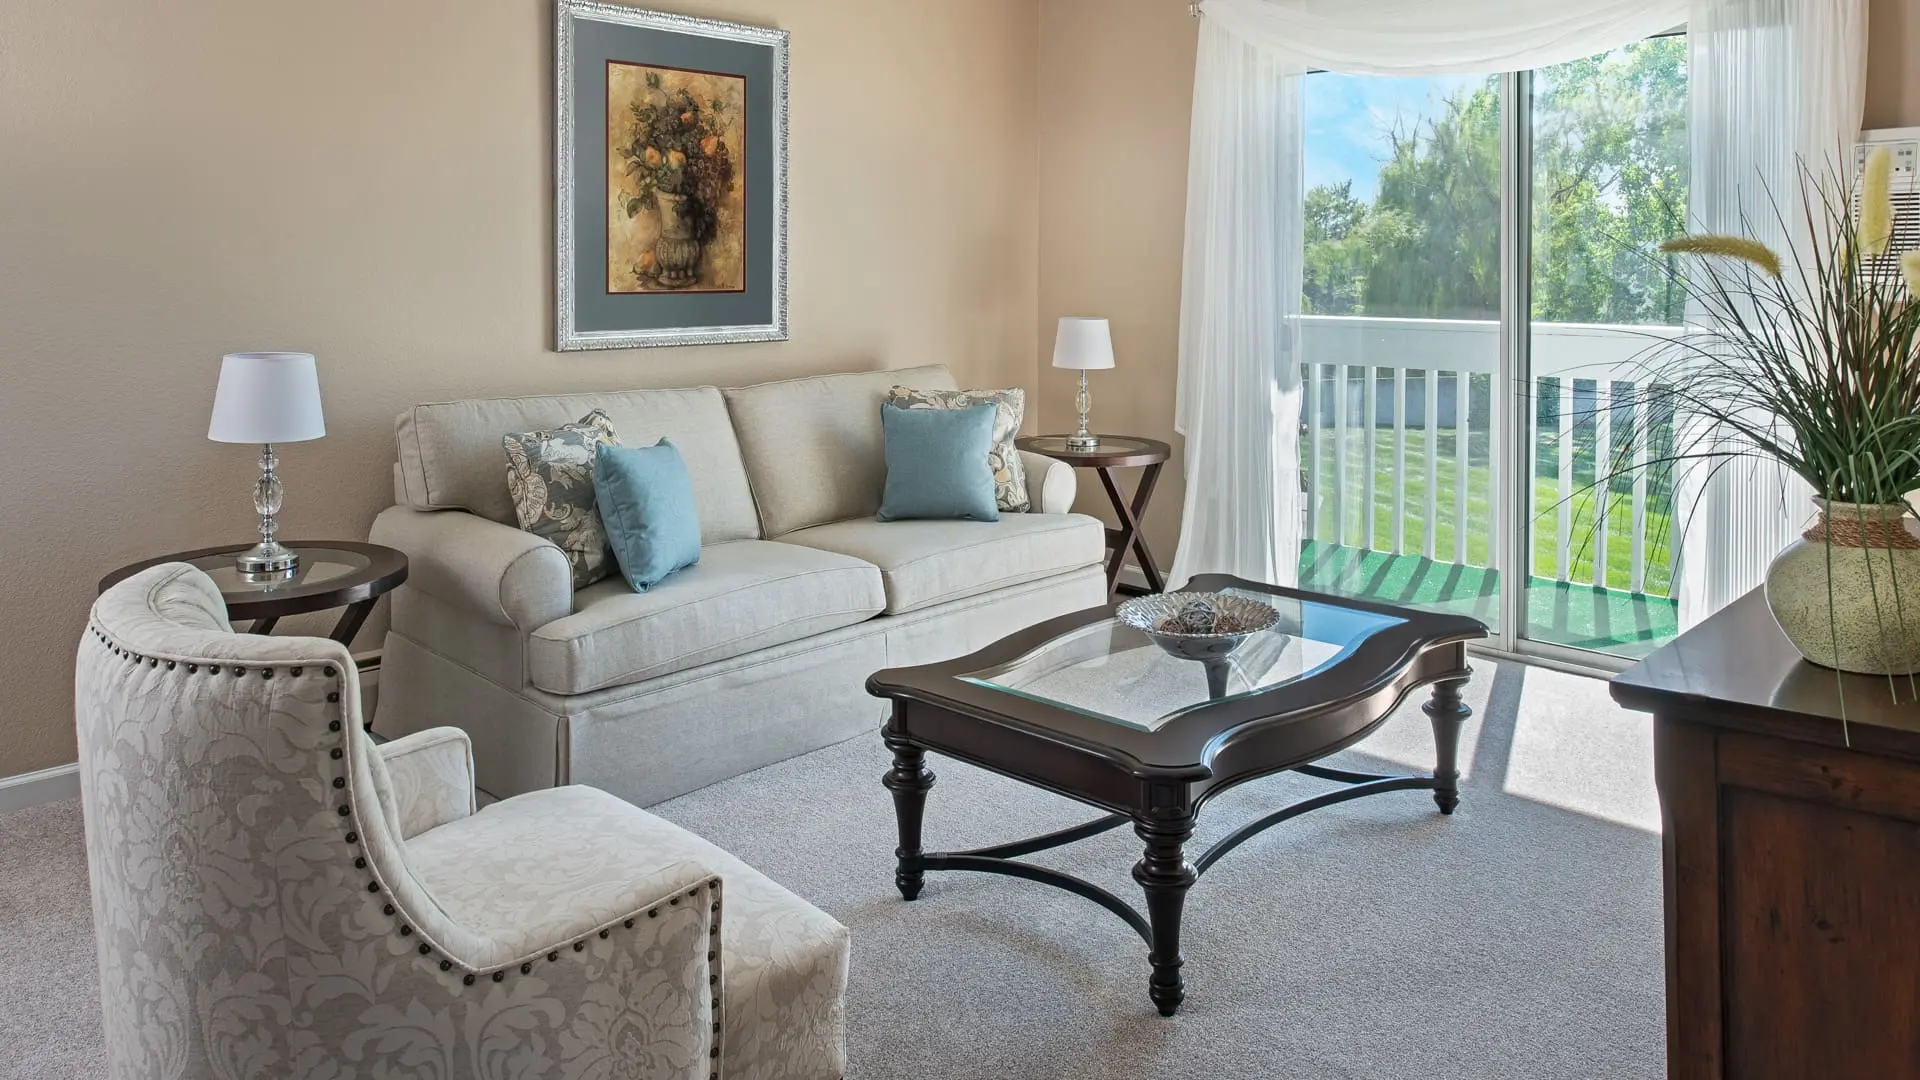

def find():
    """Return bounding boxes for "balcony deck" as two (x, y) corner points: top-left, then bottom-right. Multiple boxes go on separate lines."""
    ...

(1297, 313), (1690, 659)
(1299, 539), (1679, 658)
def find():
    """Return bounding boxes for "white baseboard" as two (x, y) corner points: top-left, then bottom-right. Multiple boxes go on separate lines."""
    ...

(0, 763), (80, 813)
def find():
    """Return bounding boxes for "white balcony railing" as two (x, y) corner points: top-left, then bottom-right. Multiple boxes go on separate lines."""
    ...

(1298, 315), (1684, 596)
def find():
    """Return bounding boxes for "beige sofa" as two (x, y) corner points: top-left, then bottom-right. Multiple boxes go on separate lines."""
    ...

(370, 365), (1108, 805)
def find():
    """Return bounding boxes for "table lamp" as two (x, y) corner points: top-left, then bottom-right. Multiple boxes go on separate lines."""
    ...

(1053, 316), (1115, 451)
(207, 352), (326, 575)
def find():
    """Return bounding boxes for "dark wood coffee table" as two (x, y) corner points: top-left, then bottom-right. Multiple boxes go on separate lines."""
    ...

(867, 574), (1487, 1015)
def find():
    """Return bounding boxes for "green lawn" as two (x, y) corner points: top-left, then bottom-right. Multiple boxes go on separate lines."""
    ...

(1304, 426), (1675, 598)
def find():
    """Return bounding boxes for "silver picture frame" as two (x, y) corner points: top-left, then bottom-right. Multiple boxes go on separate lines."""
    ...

(555, 1), (789, 350)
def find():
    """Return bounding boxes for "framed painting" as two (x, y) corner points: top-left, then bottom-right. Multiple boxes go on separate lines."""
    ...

(556, 2), (788, 350)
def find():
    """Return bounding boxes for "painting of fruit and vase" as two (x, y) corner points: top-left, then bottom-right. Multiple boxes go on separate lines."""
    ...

(606, 63), (746, 294)
(555, 2), (787, 350)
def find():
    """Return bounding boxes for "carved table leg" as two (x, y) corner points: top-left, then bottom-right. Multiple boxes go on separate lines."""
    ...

(1132, 814), (1197, 1016)
(882, 733), (936, 900)
(1422, 675), (1472, 814)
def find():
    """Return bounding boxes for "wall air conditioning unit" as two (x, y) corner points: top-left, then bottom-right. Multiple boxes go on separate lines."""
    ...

(1853, 127), (1920, 283)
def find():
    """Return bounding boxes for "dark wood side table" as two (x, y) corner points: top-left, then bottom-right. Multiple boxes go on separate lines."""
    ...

(1611, 590), (1920, 1079)
(1017, 434), (1171, 599)
(99, 541), (408, 646)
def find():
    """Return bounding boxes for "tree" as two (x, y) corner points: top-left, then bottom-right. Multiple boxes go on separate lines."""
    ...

(1363, 80), (1503, 320)
(1300, 36), (1689, 327)
(1303, 180), (1370, 314)
(1530, 37), (1688, 325)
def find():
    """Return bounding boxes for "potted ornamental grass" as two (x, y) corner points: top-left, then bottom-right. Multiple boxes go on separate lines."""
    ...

(1602, 146), (1920, 680)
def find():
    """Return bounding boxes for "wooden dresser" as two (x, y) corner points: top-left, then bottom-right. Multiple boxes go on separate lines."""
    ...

(1611, 590), (1920, 1079)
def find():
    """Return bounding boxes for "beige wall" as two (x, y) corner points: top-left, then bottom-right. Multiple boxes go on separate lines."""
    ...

(0, 0), (1040, 779)
(1035, 0), (1920, 579)
(1867, 0), (1920, 131)
(1036, 0), (1199, 570)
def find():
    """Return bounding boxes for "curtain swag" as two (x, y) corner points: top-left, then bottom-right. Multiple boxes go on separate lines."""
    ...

(1197, 0), (1685, 76)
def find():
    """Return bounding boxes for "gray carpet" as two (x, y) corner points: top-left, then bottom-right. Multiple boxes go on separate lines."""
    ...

(0, 799), (102, 1080)
(0, 658), (1663, 1079)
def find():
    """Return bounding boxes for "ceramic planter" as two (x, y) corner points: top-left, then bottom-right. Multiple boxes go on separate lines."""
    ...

(1764, 499), (1920, 674)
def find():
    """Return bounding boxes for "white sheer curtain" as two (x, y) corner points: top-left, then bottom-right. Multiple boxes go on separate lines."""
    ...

(1170, 0), (1684, 587)
(1674, 0), (1867, 627)
(1169, 19), (1306, 588)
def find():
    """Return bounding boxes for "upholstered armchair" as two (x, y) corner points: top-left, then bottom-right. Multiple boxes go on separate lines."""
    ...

(76, 563), (848, 1079)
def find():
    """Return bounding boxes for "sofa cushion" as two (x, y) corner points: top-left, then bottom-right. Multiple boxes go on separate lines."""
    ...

(885, 384), (1030, 512)
(503, 410), (622, 590)
(595, 438), (702, 592)
(396, 386), (760, 545)
(528, 539), (885, 694)
(722, 365), (955, 538)
(781, 514), (1106, 615)
(875, 402), (1000, 523)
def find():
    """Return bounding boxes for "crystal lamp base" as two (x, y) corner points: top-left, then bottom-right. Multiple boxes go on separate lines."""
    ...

(1067, 369), (1100, 451)
(235, 541), (299, 575)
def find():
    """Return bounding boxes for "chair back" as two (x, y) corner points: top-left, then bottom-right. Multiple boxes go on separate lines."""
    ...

(75, 564), (456, 1075)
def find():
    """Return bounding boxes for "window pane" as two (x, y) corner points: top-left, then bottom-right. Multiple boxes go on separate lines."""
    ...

(1299, 73), (1503, 631)
(1304, 74), (1501, 321)
(1524, 36), (1688, 659)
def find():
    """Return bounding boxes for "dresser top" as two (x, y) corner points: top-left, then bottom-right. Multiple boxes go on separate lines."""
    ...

(1611, 590), (1920, 754)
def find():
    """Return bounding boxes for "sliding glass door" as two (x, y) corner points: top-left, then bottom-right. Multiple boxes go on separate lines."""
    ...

(1523, 38), (1687, 659)
(1299, 73), (1505, 632)
(1297, 35), (1687, 663)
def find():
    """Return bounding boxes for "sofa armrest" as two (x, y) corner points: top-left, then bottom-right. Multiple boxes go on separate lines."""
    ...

(1020, 450), (1078, 514)
(370, 505), (572, 630)
(377, 727), (477, 840)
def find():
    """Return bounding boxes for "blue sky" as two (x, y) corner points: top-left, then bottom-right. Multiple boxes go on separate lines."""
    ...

(1303, 73), (1485, 201)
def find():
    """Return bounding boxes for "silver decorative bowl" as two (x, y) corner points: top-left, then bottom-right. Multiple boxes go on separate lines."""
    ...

(1116, 591), (1281, 663)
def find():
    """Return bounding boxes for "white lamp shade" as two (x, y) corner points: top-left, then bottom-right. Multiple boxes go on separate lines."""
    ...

(1052, 317), (1116, 371)
(208, 352), (326, 444)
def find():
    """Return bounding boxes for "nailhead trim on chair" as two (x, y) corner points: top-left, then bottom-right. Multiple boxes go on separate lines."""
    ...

(89, 623), (727, 1057)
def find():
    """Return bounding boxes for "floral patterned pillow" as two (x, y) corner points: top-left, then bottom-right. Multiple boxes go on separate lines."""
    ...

(504, 410), (622, 589)
(885, 386), (1030, 513)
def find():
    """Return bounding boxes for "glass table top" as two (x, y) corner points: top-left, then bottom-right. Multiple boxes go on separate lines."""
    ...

(1021, 435), (1157, 456)
(960, 589), (1406, 731)
(186, 547), (372, 597)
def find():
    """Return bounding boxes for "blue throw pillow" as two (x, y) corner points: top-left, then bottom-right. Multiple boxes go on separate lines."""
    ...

(594, 438), (702, 591)
(876, 402), (1000, 522)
